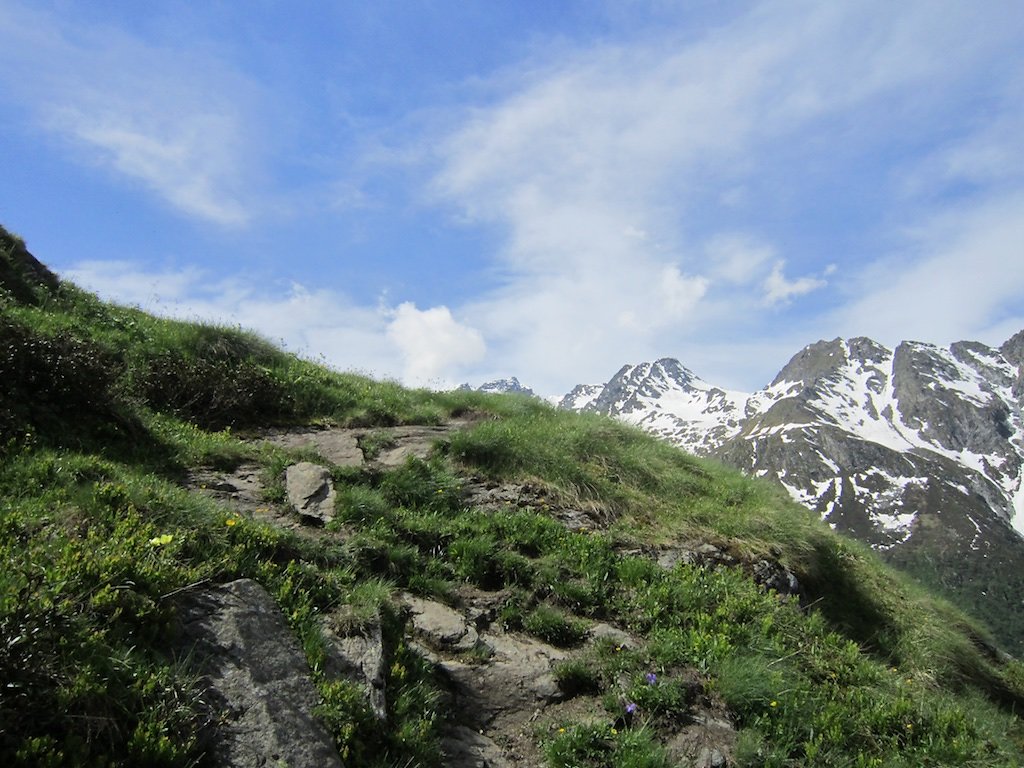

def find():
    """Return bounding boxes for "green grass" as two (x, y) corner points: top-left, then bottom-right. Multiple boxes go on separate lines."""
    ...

(4, 225), (1024, 766)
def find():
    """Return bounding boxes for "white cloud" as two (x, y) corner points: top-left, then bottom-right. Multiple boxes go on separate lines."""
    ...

(761, 261), (828, 307)
(0, 3), (261, 225)
(705, 235), (774, 285)
(659, 265), (709, 317)
(386, 302), (486, 386)
(419, 1), (1024, 393)
(13, 1), (1024, 397)
(61, 261), (206, 306)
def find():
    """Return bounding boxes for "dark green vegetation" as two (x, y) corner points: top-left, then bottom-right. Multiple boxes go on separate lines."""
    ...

(3, 224), (1024, 766)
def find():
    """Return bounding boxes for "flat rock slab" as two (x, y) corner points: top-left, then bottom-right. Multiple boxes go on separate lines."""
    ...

(435, 631), (567, 729)
(177, 579), (343, 768)
(265, 429), (364, 467)
(666, 713), (737, 767)
(286, 462), (337, 525)
(374, 425), (459, 467)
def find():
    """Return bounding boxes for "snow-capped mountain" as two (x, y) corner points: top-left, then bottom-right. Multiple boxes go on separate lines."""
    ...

(459, 377), (538, 398)
(562, 331), (1024, 652)
(558, 358), (748, 455)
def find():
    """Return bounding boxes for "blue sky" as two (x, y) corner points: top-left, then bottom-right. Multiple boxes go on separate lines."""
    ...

(2, 1), (1023, 395)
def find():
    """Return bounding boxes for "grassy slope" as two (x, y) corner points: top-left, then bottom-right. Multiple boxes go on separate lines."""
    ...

(3, 225), (1024, 767)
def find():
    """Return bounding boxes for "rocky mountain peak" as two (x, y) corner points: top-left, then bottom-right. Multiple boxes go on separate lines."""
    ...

(771, 337), (850, 387)
(557, 383), (604, 411)
(1001, 329), (1024, 372)
(460, 377), (537, 397)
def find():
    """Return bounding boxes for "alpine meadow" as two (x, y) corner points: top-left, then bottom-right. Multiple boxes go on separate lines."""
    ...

(4, 226), (1024, 766)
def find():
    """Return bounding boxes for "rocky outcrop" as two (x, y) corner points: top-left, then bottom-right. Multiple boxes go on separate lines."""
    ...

(266, 429), (365, 467)
(177, 579), (344, 768)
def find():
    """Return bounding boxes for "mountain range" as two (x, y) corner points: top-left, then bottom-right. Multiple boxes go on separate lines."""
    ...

(480, 332), (1024, 652)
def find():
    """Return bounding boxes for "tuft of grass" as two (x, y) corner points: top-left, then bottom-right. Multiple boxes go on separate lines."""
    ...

(524, 604), (591, 648)
(542, 721), (669, 768)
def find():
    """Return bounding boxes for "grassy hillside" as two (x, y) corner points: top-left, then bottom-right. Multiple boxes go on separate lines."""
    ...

(3, 224), (1024, 767)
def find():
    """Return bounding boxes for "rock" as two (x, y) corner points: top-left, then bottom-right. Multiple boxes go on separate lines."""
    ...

(374, 425), (453, 467)
(322, 612), (388, 721)
(177, 579), (343, 768)
(310, 431), (365, 467)
(751, 559), (801, 597)
(438, 632), (568, 729)
(588, 622), (637, 649)
(657, 542), (736, 571)
(264, 429), (364, 467)
(666, 712), (737, 768)
(285, 462), (336, 525)
(405, 595), (483, 653)
(441, 725), (514, 768)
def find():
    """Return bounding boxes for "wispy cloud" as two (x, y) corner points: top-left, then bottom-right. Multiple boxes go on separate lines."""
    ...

(424, 0), (1024, 391)
(0, 3), (261, 225)
(9, 1), (1024, 396)
(831, 193), (1024, 348)
(762, 261), (832, 307)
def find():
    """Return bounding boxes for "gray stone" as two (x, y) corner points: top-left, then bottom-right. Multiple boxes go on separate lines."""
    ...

(177, 579), (343, 768)
(309, 431), (365, 467)
(588, 622), (637, 649)
(666, 711), (737, 768)
(438, 632), (567, 728)
(322, 613), (388, 721)
(374, 425), (453, 467)
(751, 559), (801, 597)
(264, 429), (364, 467)
(285, 462), (336, 525)
(405, 595), (482, 652)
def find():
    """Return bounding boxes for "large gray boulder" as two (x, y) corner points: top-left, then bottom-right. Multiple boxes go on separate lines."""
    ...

(178, 579), (344, 768)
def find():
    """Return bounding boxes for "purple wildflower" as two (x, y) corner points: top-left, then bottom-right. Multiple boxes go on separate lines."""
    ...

(625, 702), (638, 715)
(645, 672), (658, 685)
